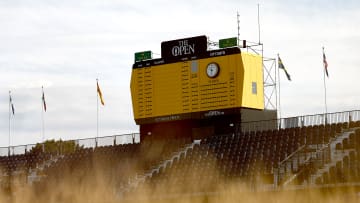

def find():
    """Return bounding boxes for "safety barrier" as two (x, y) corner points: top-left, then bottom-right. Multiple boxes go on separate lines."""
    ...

(0, 133), (140, 156)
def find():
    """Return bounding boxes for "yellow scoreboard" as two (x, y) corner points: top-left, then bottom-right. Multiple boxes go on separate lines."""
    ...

(131, 36), (264, 125)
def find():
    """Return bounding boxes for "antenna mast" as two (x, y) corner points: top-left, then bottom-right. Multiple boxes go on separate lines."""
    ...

(257, 4), (261, 44)
(237, 11), (240, 46)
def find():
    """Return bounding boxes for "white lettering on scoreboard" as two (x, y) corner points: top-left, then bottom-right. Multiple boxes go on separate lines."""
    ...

(171, 40), (195, 57)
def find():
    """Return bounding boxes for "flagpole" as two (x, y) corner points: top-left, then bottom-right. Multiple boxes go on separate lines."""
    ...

(96, 78), (99, 146)
(8, 91), (11, 156)
(277, 54), (282, 124)
(41, 86), (45, 148)
(323, 47), (328, 124)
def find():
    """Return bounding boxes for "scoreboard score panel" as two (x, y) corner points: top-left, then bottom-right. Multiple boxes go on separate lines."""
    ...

(131, 50), (264, 124)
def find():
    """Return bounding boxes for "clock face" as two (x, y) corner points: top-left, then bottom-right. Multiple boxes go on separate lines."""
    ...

(206, 63), (219, 78)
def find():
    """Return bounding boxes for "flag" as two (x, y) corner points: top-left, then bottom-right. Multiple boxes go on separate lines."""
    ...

(42, 87), (47, 112)
(97, 81), (105, 106)
(323, 48), (329, 77)
(9, 93), (15, 115)
(278, 55), (291, 81)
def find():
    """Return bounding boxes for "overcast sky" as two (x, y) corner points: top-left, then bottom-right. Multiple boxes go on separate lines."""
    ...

(1, 0), (359, 147)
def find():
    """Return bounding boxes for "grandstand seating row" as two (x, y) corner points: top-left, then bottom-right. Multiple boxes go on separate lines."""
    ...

(0, 153), (51, 174)
(35, 137), (191, 190)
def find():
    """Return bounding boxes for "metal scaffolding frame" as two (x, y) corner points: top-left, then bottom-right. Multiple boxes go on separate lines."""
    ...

(263, 57), (277, 110)
(245, 42), (277, 111)
(207, 39), (278, 112)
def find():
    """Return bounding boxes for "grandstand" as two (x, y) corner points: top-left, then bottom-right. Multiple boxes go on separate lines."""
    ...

(1, 35), (360, 202)
(0, 110), (360, 201)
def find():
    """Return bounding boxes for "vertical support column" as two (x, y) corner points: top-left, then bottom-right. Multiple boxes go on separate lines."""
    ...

(273, 168), (278, 189)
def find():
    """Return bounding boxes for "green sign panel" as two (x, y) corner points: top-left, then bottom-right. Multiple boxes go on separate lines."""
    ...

(135, 51), (152, 62)
(219, 37), (237, 48)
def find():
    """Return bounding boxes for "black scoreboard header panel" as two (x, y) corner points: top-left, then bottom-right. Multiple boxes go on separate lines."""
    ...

(161, 35), (207, 60)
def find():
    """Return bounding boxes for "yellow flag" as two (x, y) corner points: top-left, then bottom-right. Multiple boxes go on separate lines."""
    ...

(97, 81), (105, 105)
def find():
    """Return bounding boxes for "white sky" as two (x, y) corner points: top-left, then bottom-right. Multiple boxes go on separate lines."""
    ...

(1, 0), (359, 147)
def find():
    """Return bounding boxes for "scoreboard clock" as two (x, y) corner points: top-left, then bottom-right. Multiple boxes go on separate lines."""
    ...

(206, 62), (220, 78)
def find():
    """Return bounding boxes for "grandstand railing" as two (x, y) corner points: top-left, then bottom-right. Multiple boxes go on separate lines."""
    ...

(2, 110), (359, 157)
(240, 110), (360, 133)
(0, 133), (140, 157)
(276, 142), (332, 188)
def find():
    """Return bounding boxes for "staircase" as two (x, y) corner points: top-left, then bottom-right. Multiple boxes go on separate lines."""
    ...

(120, 139), (201, 195)
(278, 128), (359, 188)
(27, 154), (64, 185)
(309, 131), (355, 184)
